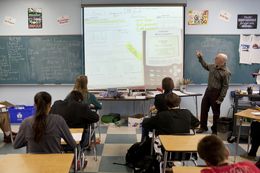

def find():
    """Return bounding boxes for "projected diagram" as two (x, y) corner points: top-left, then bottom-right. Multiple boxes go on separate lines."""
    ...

(84, 7), (183, 89)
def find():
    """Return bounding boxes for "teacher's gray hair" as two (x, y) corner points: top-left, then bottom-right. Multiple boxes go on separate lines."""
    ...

(218, 53), (228, 63)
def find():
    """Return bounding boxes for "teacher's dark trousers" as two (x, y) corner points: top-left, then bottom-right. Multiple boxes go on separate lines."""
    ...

(200, 88), (221, 132)
(249, 121), (260, 156)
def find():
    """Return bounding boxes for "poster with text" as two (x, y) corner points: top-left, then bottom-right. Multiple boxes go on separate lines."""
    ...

(28, 8), (42, 29)
(237, 14), (257, 29)
(188, 10), (208, 25)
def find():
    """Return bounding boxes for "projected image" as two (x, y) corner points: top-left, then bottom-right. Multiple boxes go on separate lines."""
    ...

(84, 6), (184, 89)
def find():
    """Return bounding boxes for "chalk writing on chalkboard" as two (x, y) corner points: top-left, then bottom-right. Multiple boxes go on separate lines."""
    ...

(0, 35), (83, 84)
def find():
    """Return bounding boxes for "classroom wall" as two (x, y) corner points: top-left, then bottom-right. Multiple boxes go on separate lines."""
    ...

(0, 0), (81, 35)
(0, 0), (259, 117)
(185, 0), (260, 35)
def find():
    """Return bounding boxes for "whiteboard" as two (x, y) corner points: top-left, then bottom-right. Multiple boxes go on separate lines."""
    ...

(83, 6), (184, 89)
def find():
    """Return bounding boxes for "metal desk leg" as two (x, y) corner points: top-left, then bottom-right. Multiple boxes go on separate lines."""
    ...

(247, 120), (252, 152)
(235, 117), (243, 162)
(163, 151), (168, 173)
(74, 146), (78, 173)
(195, 96), (198, 118)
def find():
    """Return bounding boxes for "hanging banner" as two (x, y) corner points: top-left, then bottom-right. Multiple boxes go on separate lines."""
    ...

(237, 14), (257, 29)
(28, 8), (42, 29)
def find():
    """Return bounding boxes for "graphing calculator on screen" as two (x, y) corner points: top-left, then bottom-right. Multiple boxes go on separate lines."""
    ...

(143, 30), (182, 86)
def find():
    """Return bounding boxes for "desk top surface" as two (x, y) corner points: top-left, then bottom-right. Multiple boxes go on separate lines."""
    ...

(0, 153), (74, 173)
(235, 109), (260, 121)
(159, 134), (208, 152)
(96, 91), (202, 101)
(61, 128), (83, 144)
(172, 166), (206, 173)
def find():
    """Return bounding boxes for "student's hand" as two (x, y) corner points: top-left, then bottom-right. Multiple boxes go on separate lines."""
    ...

(196, 50), (203, 59)
(216, 100), (222, 104)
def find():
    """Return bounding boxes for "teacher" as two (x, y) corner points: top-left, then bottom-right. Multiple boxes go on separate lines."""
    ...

(196, 51), (231, 134)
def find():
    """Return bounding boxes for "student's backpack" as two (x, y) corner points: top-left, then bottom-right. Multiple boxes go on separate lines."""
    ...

(124, 138), (159, 173)
(101, 113), (120, 124)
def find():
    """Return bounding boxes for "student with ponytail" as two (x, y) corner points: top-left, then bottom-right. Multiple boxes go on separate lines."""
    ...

(72, 75), (102, 109)
(13, 91), (76, 153)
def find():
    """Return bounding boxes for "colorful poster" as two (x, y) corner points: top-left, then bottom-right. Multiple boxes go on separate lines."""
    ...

(188, 10), (208, 25)
(28, 8), (42, 29)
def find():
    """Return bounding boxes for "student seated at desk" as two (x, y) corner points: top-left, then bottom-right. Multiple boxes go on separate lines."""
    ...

(51, 90), (99, 148)
(72, 75), (102, 109)
(198, 135), (259, 173)
(150, 77), (174, 113)
(142, 93), (200, 141)
(13, 92), (76, 153)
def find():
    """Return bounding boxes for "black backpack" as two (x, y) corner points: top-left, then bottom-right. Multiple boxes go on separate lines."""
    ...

(125, 138), (159, 173)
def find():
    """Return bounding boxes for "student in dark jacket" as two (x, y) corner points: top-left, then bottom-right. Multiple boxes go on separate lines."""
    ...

(151, 77), (174, 113)
(14, 91), (76, 153)
(50, 90), (99, 148)
(142, 93), (200, 140)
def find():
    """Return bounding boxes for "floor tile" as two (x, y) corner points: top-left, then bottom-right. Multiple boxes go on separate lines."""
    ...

(105, 134), (137, 144)
(102, 144), (131, 156)
(107, 126), (136, 134)
(98, 156), (132, 172)
(225, 143), (246, 156)
(84, 144), (104, 156)
(84, 156), (101, 172)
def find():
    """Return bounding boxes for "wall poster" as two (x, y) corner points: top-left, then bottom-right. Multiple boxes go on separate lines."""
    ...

(188, 10), (209, 25)
(237, 14), (257, 29)
(28, 8), (42, 29)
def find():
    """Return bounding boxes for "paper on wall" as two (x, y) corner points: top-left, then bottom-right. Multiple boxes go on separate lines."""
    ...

(3, 16), (16, 25)
(239, 34), (252, 64)
(256, 70), (260, 84)
(57, 15), (70, 24)
(250, 35), (260, 64)
(219, 10), (231, 22)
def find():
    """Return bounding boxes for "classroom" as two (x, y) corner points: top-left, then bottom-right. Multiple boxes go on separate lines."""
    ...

(0, 0), (260, 173)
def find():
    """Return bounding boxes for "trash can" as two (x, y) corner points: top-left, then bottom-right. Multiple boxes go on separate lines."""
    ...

(217, 117), (233, 140)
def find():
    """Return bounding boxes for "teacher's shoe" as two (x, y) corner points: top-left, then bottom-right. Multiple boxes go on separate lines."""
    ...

(196, 127), (208, 133)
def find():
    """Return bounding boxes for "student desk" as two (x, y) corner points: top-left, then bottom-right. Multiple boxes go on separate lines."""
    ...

(159, 134), (208, 173)
(234, 108), (260, 162)
(172, 166), (206, 173)
(0, 153), (74, 173)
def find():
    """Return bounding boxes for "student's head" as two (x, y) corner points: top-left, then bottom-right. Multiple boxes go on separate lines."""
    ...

(66, 90), (84, 102)
(162, 77), (174, 93)
(197, 135), (229, 166)
(215, 53), (228, 67)
(33, 91), (52, 143)
(74, 75), (88, 96)
(165, 93), (180, 108)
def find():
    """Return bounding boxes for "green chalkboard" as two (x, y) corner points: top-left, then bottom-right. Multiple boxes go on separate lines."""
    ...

(184, 35), (260, 84)
(0, 35), (83, 84)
